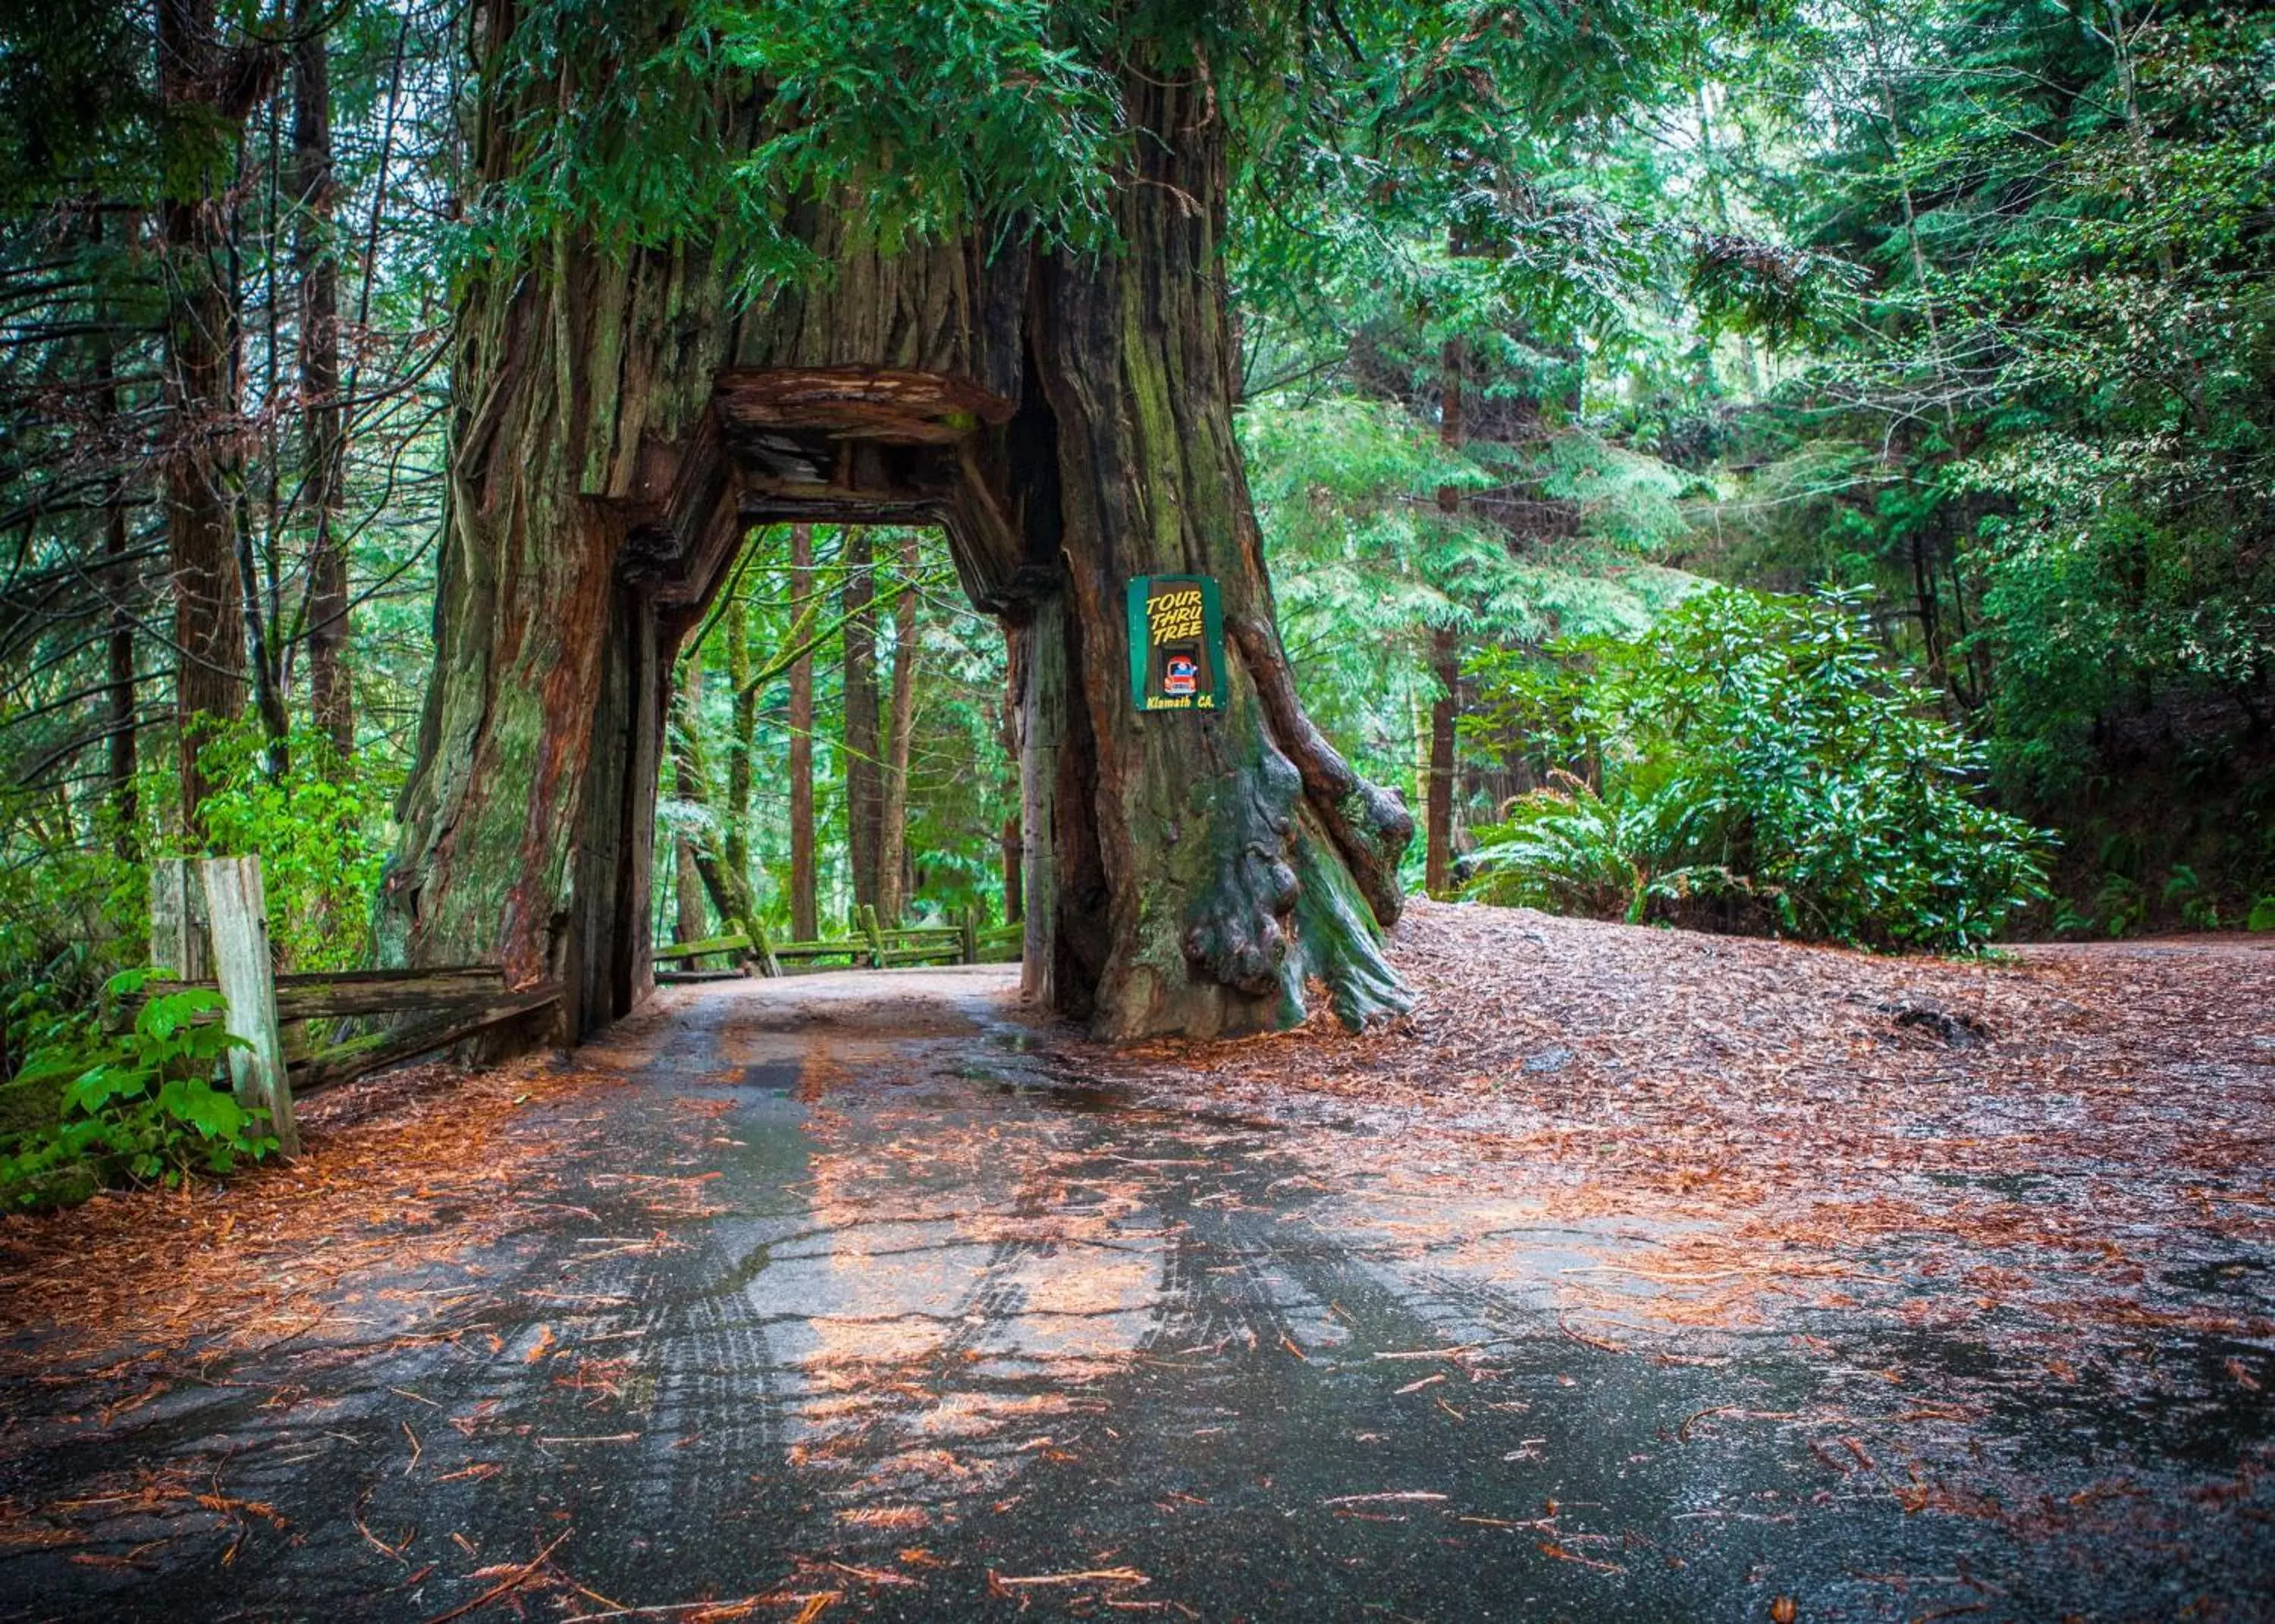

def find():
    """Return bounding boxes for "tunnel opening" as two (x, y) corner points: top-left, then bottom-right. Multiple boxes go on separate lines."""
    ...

(648, 522), (1025, 976)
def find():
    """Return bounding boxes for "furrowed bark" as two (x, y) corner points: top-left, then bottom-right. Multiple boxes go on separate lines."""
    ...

(382, 3), (740, 1027)
(1001, 814), (1022, 923)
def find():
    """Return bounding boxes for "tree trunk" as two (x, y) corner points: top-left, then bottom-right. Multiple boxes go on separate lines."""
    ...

(1424, 338), (1464, 898)
(670, 644), (757, 939)
(93, 216), (139, 860)
(158, 0), (251, 826)
(1910, 528), (1950, 706)
(787, 522), (818, 942)
(877, 530), (919, 922)
(671, 839), (706, 941)
(1425, 626), (1460, 898)
(106, 497), (138, 859)
(1001, 814), (1022, 923)
(671, 660), (709, 942)
(293, 0), (350, 758)
(842, 526), (882, 916)
(237, 495), (292, 776)
(723, 589), (755, 897)
(1027, 66), (1411, 1038)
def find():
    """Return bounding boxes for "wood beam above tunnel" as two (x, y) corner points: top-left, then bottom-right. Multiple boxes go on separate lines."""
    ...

(714, 365), (1015, 444)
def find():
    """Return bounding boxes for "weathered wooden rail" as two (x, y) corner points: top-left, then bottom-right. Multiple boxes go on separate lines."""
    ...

(146, 858), (561, 1155)
(654, 904), (1022, 982)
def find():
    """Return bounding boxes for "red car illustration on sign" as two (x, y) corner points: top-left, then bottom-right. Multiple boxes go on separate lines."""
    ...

(1163, 652), (1200, 696)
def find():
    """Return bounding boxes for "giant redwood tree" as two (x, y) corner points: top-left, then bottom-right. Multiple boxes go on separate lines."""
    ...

(386, 0), (1677, 1039)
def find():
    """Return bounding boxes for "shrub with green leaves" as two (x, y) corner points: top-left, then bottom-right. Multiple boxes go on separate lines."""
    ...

(0, 973), (275, 1209)
(1462, 589), (2051, 951)
(193, 720), (391, 971)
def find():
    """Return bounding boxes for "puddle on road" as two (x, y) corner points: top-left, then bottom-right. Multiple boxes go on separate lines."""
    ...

(4, 986), (2271, 1620)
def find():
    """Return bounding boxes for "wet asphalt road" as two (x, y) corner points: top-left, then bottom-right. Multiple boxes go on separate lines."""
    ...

(2, 967), (2270, 1621)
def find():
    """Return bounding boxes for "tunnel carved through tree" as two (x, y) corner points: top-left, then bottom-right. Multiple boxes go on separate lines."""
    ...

(380, 67), (1411, 1044)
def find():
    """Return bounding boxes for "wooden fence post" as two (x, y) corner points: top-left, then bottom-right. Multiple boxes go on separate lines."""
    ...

(199, 857), (300, 1157)
(149, 857), (209, 983)
(959, 904), (979, 965)
(858, 904), (885, 969)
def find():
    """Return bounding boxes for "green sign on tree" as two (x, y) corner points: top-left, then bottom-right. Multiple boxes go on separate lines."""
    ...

(1127, 575), (1225, 713)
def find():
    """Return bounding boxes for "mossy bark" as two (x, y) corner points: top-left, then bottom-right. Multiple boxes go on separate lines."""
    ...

(1025, 69), (1414, 1039)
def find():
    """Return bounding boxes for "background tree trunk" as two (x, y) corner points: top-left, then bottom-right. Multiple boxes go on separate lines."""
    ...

(672, 839), (707, 941)
(724, 591), (755, 902)
(671, 660), (708, 942)
(1425, 628), (1459, 898)
(1424, 338), (1464, 898)
(787, 522), (818, 942)
(877, 530), (919, 922)
(293, 0), (350, 758)
(105, 494), (138, 859)
(669, 647), (755, 939)
(158, 0), (253, 826)
(93, 216), (139, 859)
(841, 526), (881, 917)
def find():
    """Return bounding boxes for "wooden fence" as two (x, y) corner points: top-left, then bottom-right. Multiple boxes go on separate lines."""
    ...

(142, 857), (560, 1156)
(654, 904), (1023, 981)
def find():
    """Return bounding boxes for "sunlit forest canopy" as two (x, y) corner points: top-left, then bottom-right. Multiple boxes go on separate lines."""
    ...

(0, 0), (2269, 1190)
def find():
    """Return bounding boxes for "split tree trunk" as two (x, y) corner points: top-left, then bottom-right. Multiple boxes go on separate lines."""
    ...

(386, 23), (1412, 1041)
(787, 522), (819, 942)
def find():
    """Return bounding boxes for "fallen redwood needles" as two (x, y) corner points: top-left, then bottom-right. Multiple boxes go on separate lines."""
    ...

(988, 1566), (1149, 1587)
